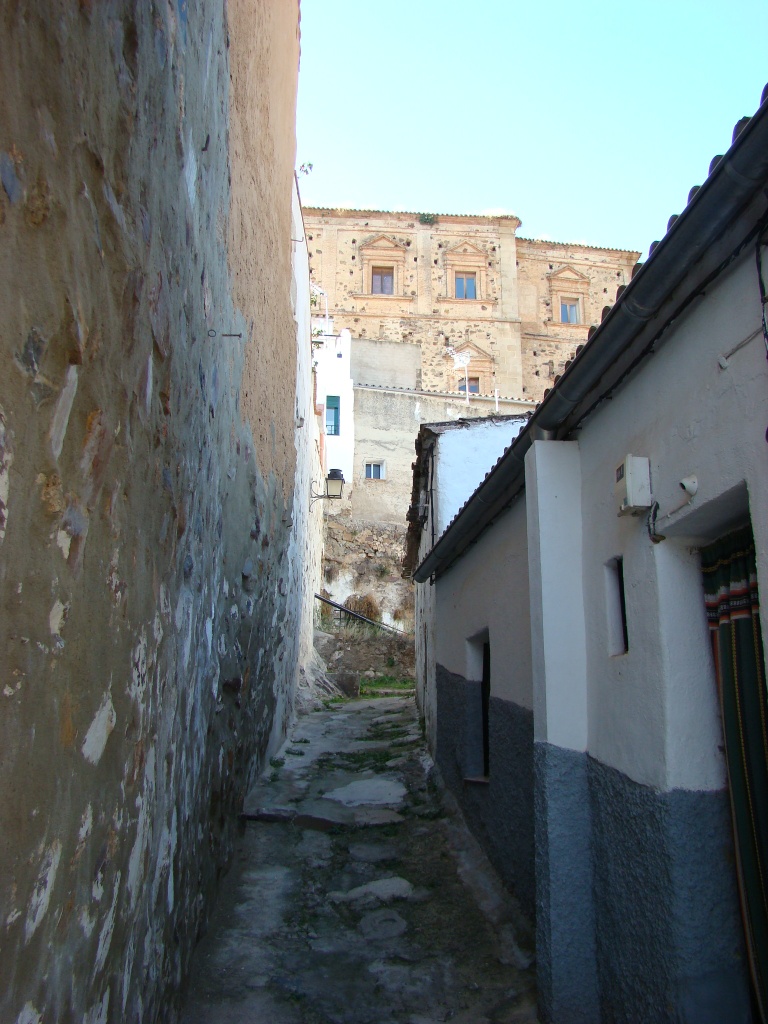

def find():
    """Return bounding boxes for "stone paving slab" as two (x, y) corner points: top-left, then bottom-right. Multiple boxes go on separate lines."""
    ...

(181, 696), (537, 1024)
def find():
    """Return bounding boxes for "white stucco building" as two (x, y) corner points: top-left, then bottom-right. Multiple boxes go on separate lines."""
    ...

(314, 321), (533, 625)
(313, 319), (355, 489)
(406, 93), (768, 1024)
(289, 182), (325, 698)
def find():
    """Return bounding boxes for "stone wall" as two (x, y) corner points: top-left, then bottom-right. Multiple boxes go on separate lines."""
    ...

(0, 3), (304, 1022)
(322, 514), (414, 630)
(304, 208), (640, 404)
(305, 210), (525, 398)
(516, 238), (638, 401)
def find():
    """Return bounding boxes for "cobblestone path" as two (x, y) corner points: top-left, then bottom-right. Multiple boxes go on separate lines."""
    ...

(181, 696), (537, 1024)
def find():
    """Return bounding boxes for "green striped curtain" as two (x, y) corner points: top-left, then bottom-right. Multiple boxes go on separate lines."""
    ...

(702, 526), (768, 1022)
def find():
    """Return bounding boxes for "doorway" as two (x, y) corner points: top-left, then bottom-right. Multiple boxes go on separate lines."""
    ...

(701, 525), (768, 1022)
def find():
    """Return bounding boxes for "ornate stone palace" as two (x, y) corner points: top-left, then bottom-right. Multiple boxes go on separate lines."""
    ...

(303, 207), (640, 404)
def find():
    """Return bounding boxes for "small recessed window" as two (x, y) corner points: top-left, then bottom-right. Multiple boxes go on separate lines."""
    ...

(372, 267), (394, 294)
(463, 631), (491, 781)
(560, 299), (580, 324)
(365, 461), (385, 480)
(325, 396), (340, 436)
(455, 272), (477, 300)
(605, 557), (629, 655)
(458, 376), (480, 394)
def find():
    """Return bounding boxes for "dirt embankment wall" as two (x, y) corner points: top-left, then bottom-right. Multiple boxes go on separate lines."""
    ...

(0, 2), (300, 1021)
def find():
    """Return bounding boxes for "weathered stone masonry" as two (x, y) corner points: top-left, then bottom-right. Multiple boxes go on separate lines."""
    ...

(0, 3), (303, 1022)
(304, 208), (639, 404)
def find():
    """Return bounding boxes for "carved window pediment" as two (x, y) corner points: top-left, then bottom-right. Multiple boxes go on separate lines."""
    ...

(548, 264), (590, 287)
(445, 239), (487, 263)
(359, 235), (409, 296)
(360, 234), (407, 256)
(548, 265), (590, 325)
(447, 341), (491, 362)
(444, 341), (495, 394)
(444, 240), (489, 299)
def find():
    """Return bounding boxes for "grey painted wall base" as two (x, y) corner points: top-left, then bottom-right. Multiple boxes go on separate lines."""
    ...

(435, 663), (535, 921)
(435, 667), (752, 1023)
(588, 755), (752, 1024)
(535, 742), (752, 1023)
(534, 742), (600, 1024)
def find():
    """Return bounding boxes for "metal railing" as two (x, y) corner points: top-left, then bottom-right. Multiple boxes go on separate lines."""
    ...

(314, 593), (411, 636)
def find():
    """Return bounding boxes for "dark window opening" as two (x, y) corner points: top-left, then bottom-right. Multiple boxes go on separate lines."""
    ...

(482, 641), (491, 777)
(606, 556), (629, 654)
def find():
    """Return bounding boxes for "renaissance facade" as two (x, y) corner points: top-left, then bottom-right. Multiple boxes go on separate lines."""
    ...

(304, 207), (639, 404)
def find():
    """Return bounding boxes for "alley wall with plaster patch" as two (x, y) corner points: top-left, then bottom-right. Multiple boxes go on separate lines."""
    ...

(0, 2), (309, 1021)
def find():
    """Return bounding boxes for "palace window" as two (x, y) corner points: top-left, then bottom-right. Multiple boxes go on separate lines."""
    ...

(458, 376), (480, 394)
(325, 395), (340, 435)
(371, 267), (394, 295)
(560, 298), (580, 324)
(455, 272), (477, 300)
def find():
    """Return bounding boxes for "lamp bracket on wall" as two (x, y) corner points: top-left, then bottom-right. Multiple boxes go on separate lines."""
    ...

(310, 469), (345, 506)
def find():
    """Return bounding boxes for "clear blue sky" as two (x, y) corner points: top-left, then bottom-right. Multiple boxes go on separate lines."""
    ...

(296, 0), (768, 257)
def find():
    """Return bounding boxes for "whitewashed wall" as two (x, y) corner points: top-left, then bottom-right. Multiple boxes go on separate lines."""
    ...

(415, 419), (529, 748)
(414, 233), (765, 1024)
(434, 497), (532, 707)
(435, 419), (526, 534)
(314, 327), (355, 492)
(577, 251), (768, 793)
(287, 183), (324, 713)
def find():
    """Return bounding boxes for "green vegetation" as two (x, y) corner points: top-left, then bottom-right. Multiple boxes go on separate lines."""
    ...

(320, 696), (346, 709)
(359, 674), (416, 697)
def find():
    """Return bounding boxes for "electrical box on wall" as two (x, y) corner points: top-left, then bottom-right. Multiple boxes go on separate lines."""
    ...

(615, 455), (652, 516)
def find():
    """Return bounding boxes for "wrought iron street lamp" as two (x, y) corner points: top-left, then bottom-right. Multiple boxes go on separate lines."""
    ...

(310, 469), (345, 506)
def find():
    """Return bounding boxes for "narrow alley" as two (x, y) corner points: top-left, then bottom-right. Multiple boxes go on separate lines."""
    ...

(2, 3), (767, 1021)
(181, 690), (537, 1024)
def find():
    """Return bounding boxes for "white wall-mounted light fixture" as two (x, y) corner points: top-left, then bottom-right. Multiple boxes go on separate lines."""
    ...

(310, 468), (345, 506)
